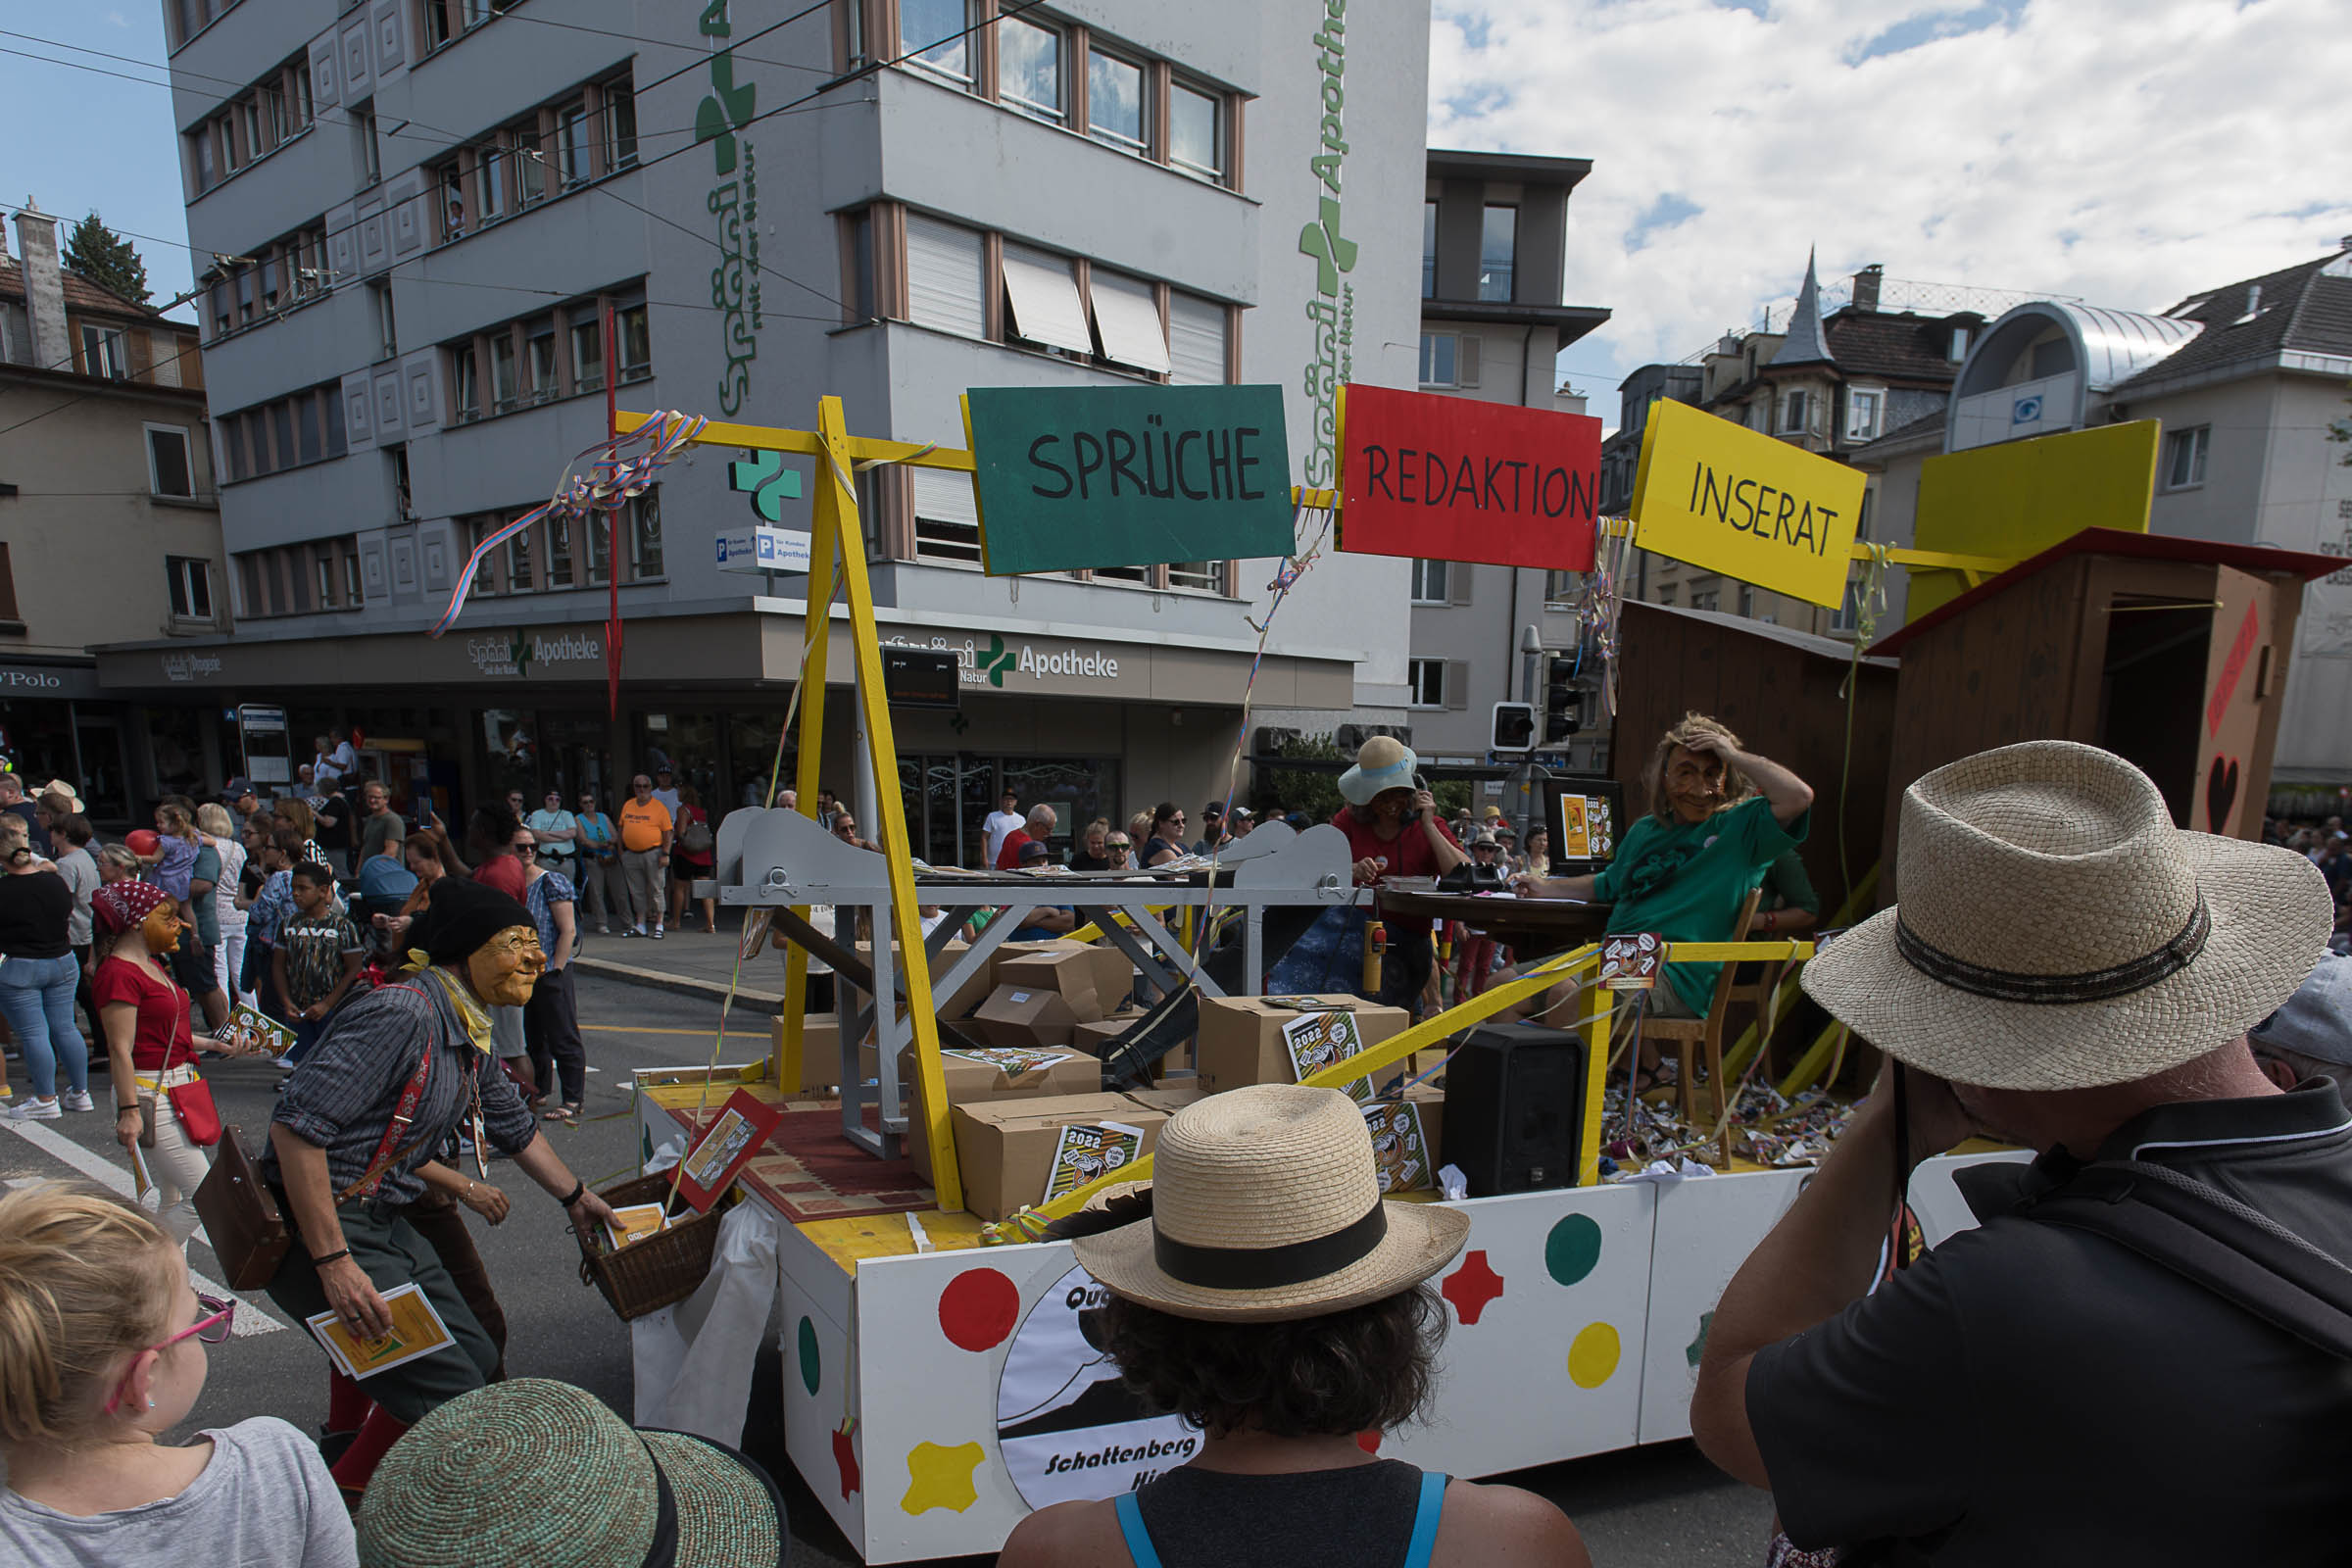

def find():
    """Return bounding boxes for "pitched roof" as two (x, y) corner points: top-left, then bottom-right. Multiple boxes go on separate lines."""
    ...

(1769, 250), (1835, 368)
(0, 258), (163, 320)
(1821, 311), (1973, 383)
(2112, 249), (2352, 393)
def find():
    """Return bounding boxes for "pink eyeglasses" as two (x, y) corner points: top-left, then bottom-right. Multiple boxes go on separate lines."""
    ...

(104, 1292), (235, 1413)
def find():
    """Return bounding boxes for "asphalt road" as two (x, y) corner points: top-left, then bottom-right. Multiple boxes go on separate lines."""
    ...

(0, 968), (1775, 1566)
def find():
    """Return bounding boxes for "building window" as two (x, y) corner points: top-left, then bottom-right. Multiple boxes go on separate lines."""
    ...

(901, 0), (973, 81)
(358, 106), (381, 184)
(1002, 244), (1092, 357)
(1478, 205), (1516, 303)
(1169, 79), (1221, 181)
(1086, 269), (1169, 375)
(1166, 562), (1224, 594)
(587, 507), (612, 585)
(905, 214), (986, 338)
(1949, 325), (1970, 362)
(1544, 569), (1578, 608)
(506, 523), (535, 593)
(557, 100), (592, 187)
(514, 122), (547, 206)
(1000, 14), (1063, 122)
(1738, 583), (1755, 617)
(1691, 588), (1720, 612)
(604, 78), (638, 170)
(80, 325), (128, 380)
(1419, 331), (1464, 388)
(146, 425), (195, 498)
(1421, 200), (1438, 300)
(490, 332), (519, 412)
(910, 466), (981, 565)
(547, 514), (574, 587)
(342, 540), (363, 605)
(167, 557), (213, 621)
(2163, 425), (2210, 490)
(1846, 388), (1883, 442)
(190, 126), (217, 191)
(452, 344), (481, 420)
(570, 317), (605, 392)
(617, 302), (652, 380)
(526, 321), (558, 402)
(843, 207), (876, 322)
(1166, 292), (1229, 386)
(1086, 47), (1148, 153)
(467, 517), (500, 598)
(391, 445), (413, 516)
(1409, 559), (1450, 605)
(1779, 389), (1809, 434)
(1406, 658), (1450, 709)
(369, 280), (397, 361)
(628, 490), (663, 579)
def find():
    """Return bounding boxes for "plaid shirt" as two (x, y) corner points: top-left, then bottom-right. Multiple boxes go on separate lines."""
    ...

(265, 973), (536, 1205)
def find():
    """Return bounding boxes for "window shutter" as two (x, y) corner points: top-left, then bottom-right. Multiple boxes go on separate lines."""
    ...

(1088, 269), (1171, 374)
(1456, 333), (1480, 387)
(1002, 243), (1093, 355)
(1167, 291), (1228, 385)
(909, 466), (979, 528)
(1450, 563), (1471, 605)
(905, 214), (986, 338)
(1445, 660), (1469, 709)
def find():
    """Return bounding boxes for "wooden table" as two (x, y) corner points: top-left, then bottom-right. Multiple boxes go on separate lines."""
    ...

(1372, 883), (1612, 956)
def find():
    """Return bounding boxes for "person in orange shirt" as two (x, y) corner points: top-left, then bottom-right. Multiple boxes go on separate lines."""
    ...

(615, 774), (672, 939)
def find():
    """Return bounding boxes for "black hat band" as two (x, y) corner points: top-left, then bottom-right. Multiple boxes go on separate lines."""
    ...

(1152, 1200), (1388, 1291)
(1895, 895), (2211, 1004)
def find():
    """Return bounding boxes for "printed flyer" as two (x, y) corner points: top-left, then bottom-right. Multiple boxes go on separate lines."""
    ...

(1042, 1122), (1146, 1205)
(1282, 1008), (1374, 1103)
(1362, 1102), (1434, 1193)
(307, 1283), (456, 1380)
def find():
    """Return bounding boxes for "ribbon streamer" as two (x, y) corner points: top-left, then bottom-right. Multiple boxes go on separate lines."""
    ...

(428, 411), (710, 639)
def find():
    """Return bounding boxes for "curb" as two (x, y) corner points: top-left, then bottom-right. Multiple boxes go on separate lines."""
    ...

(573, 956), (787, 1012)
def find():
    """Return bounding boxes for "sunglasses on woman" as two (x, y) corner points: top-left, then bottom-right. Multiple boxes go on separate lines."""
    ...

(104, 1292), (235, 1413)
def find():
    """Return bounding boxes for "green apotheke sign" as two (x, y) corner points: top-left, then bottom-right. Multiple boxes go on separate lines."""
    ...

(965, 384), (1296, 576)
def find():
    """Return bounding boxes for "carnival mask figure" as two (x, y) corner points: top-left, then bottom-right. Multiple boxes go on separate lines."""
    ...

(466, 924), (545, 1007)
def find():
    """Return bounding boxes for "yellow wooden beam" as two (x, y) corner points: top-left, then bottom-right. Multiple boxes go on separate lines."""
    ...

(615, 409), (974, 470)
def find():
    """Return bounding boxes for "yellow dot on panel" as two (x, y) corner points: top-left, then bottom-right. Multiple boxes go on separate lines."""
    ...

(1567, 1321), (1620, 1390)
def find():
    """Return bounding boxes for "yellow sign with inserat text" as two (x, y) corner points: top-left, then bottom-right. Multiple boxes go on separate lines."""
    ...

(1630, 400), (1868, 609)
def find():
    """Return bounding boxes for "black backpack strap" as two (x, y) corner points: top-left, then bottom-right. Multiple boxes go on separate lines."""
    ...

(2022, 1158), (2352, 1359)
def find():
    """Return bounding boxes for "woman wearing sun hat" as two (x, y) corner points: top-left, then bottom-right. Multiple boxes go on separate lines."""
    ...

(1001, 1085), (1590, 1568)
(1330, 736), (1467, 1015)
(353, 1378), (785, 1567)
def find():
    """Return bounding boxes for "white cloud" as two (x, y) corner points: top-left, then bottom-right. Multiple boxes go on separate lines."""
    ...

(1429, 0), (2352, 417)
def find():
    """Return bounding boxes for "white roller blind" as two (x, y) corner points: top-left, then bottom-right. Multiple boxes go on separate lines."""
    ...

(1002, 243), (1093, 355)
(1167, 291), (1228, 385)
(906, 214), (985, 339)
(1088, 269), (1170, 374)
(909, 465), (979, 527)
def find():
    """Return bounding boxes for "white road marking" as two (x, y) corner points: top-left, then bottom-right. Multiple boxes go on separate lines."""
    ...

(0, 1118), (287, 1336)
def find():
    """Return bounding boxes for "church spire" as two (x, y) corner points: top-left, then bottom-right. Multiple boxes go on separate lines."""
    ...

(1769, 248), (1835, 367)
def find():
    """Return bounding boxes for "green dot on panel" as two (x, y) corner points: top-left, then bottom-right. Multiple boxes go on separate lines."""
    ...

(1545, 1213), (1602, 1287)
(798, 1316), (821, 1396)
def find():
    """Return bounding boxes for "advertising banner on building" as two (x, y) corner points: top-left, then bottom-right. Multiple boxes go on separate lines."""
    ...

(965, 385), (1296, 575)
(1631, 400), (1867, 609)
(1336, 384), (1602, 570)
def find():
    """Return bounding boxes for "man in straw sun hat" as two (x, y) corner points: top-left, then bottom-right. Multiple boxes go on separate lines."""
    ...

(1331, 736), (1466, 1016)
(1000, 1084), (1590, 1568)
(1691, 740), (2349, 1563)
(355, 1378), (786, 1567)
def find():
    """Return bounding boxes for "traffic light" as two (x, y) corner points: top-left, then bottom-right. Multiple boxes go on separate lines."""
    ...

(1543, 656), (1581, 744)
(1491, 702), (1535, 753)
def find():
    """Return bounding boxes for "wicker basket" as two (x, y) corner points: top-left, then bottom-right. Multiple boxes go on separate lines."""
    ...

(575, 1172), (742, 1322)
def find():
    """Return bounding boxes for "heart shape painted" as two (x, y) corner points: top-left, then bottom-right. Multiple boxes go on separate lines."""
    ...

(2206, 756), (2240, 835)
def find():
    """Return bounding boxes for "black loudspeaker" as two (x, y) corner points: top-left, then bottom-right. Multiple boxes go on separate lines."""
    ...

(1441, 1024), (1589, 1197)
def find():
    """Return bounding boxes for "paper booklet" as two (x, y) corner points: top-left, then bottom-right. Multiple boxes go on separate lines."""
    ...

(1282, 1007), (1375, 1103)
(603, 1202), (672, 1251)
(219, 1003), (297, 1059)
(307, 1282), (458, 1380)
(1362, 1101), (1434, 1194)
(1043, 1121), (1146, 1204)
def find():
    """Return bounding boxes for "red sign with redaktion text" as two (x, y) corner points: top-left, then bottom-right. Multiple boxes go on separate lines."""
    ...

(1335, 384), (1602, 570)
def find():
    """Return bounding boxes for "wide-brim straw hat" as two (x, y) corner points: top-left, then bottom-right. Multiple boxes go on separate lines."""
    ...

(1071, 1084), (1468, 1321)
(37, 779), (82, 812)
(1804, 740), (2333, 1091)
(358, 1379), (786, 1568)
(1338, 736), (1418, 807)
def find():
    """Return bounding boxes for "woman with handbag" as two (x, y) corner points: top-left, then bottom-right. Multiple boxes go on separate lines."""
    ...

(93, 881), (250, 1247)
(666, 782), (716, 933)
(0, 814), (88, 1122)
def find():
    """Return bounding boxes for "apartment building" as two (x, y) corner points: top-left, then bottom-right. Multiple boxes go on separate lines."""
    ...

(1399, 149), (1610, 767)
(117, 0), (1433, 858)
(0, 202), (222, 822)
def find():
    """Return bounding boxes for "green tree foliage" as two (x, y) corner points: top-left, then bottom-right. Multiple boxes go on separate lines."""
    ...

(1255, 732), (1346, 824)
(62, 214), (150, 307)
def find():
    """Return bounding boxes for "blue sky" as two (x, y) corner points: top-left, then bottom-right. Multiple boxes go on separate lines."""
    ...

(4, 2), (2347, 434)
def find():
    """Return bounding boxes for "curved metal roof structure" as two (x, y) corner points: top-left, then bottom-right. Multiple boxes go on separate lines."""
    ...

(1958, 301), (2202, 398)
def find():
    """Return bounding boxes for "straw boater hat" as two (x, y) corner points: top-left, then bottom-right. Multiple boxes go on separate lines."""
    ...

(1071, 1085), (1468, 1322)
(1803, 740), (2333, 1092)
(358, 1380), (786, 1568)
(1338, 736), (1418, 807)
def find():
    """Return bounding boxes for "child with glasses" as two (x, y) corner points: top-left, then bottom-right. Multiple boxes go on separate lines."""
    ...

(0, 1183), (357, 1564)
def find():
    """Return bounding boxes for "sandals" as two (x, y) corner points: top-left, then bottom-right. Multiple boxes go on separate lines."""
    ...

(541, 1104), (573, 1125)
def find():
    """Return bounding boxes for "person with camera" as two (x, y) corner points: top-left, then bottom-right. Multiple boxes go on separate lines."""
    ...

(1331, 737), (1466, 1015)
(1690, 741), (2351, 1563)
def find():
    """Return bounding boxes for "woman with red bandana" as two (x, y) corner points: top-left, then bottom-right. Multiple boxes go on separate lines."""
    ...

(91, 881), (253, 1247)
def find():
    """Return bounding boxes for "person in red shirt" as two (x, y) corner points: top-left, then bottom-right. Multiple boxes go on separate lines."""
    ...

(995, 804), (1056, 870)
(466, 804), (527, 901)
(1331, 737), (1465, 1015)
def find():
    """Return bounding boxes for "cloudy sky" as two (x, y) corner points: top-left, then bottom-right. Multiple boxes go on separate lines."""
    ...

(4, 1), (2345, 434)
(1431, 0), (2352, 422)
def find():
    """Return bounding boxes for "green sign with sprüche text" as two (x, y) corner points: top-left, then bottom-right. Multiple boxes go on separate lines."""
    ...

(966, 384), (1297, 576)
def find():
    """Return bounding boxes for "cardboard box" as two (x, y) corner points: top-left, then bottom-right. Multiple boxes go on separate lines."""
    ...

(994, 943), (1133, 1023)
(1125, 1082), (1205, 1118)
(1003, 939), (1135, 1013)
(849, 940), (994, 1020)
(1194, 995), (1409, 1096)
(772, 1015), (880, 1094)
(951, 1093), (1174, 1220)
(969, 983), (1081, 1050)
(1070, 1011), (1148, 1057)
(900, 1045), (1102, 1179)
